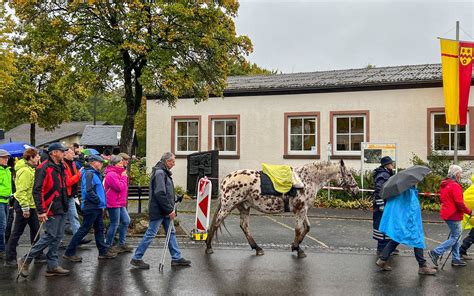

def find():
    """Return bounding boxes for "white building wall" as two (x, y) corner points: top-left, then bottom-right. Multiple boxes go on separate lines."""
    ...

(147, 86), (473, 188)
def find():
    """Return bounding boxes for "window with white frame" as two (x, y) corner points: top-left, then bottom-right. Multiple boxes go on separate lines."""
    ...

(432, 113), (469, 154)
(334, 115), (366, 154)
(175, 119), (199, 153)
(288, 116), (317, 154)
(212, 119), (237, 154)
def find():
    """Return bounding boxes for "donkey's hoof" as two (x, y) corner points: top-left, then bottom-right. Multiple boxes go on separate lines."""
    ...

(297, 250), (307, 258)
(256, 249), (265, 256)
(205, 248), (214, 255)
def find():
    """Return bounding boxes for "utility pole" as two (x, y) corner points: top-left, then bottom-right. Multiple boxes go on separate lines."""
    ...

(453, 21), (459, 164)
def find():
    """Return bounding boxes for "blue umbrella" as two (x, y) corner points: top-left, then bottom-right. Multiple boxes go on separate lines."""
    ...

(0, 142), (35, 158)
(82, 148), (100, 156)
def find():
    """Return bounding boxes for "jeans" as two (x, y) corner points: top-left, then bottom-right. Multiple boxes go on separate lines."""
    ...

(65, 209), (108, 257)
(25, 214), (66, 270)
(460, 228), (474, 254)
(380, 240), (426, 267)
(67, 197), (81, 235)
(433, 220), (462, 261)
(6, 208), (40, 261)
(132, 217), (182, 261)
(106, 207), (131, 247)
(0, 203), (9, 252)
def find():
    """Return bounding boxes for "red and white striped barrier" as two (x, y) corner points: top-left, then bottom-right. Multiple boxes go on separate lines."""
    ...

(192, 177), (212, 240)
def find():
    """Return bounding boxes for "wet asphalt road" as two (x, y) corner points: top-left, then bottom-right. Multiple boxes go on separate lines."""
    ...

(1, 209), (472, 295)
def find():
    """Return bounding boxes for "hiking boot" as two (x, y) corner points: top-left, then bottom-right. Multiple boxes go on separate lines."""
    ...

(171, 258), (191, 267)
(375, 258), (392, 271)
(418, 265), (437, 275)
(4, 259), (17, 267)
(116, 244), (134, 253)
(98, 250), (117, 259)
(34, 253), (47, 264)
(18, 258), (29, 278)
(428, 250), (439, 267)
(45, 266), (70, 277)
(452, 259), (467, 267)
(461, 252), (473, 260)
(80, 238), (92, 245)
(130, 259), (150, 269)
(63, 254), (83, 262)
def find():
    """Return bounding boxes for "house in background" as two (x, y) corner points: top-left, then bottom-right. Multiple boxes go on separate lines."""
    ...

(80, 125), (138, 155)
(0, 121), (106, 148)
(146, 63), (474, 188)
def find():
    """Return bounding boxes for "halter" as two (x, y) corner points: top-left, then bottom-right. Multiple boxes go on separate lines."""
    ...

(338, 166), (358, 191)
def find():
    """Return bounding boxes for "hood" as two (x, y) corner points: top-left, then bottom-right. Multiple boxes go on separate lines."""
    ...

(153, 161), (172, 176)
(440, 177), (456, 189)
(14, 159), (29, 172)
(105, 165), (125, 175)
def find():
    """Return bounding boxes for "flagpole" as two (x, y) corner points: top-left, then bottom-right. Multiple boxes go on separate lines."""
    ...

(454, 21), (459, 164)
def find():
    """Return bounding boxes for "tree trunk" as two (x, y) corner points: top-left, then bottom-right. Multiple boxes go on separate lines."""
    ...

(30, 122), (36, 146)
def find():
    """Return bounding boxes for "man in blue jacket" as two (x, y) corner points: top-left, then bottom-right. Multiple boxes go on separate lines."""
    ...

(373, 156), (395, 255)
(63, 155), (116, 262)
(130, 152), (191, 269)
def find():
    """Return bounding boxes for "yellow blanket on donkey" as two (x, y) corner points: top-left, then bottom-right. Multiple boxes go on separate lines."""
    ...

(261, 163), (293, 194)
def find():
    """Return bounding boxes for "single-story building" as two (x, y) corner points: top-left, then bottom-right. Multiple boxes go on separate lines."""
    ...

(80, 125), (138, 155)
(0, 121), (106, 148)
(146, 63), (474, 188)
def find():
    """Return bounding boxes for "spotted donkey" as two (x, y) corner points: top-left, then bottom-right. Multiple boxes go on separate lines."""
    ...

(205, 160), (359, 258)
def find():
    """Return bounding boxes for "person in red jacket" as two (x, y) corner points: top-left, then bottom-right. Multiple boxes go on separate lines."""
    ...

(429, 165), (472, 267)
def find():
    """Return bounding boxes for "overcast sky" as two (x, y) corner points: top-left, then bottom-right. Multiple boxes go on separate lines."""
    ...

(234, 0), (474, 73)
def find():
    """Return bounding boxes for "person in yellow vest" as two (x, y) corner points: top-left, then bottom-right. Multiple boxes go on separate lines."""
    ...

(459, 174), (474, 260)
(0, 149), (12, 260)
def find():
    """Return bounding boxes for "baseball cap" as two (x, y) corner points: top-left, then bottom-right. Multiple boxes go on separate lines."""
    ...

(0, 149), (11, 157)
(48, 142), (68, 153)
(88, 155), (105, 163)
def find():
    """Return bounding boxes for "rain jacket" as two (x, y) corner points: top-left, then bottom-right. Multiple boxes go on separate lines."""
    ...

(33, 156), (68, 216)
(373, 166), (394, 211)
(13, 159), (36, 211)
(63, 159), (81, 197)
(104, 165), (128, 208)
(462, 175), (474, 230)
(379, 187), (425, 249)
(81, 165), (106, 211)
(148, 161), (175, 220)
(439, 177), (471, 221)
(0, 165), (12, 204)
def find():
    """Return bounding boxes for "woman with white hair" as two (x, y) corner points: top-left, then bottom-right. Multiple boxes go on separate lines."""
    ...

(104, 155), (132, 253)
(429, 165), (473, 267)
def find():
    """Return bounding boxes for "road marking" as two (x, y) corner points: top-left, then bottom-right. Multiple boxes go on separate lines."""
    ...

(264, 216), (329, 248)
(425, 236), (443, 244)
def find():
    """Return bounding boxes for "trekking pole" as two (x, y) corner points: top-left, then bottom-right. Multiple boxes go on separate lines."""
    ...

(440, 215), (472, 270)
(16, 201), (54, 282)
(158, 202), (179, 272)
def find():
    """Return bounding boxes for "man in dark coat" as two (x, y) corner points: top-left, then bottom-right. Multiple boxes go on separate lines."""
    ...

(130, 152), (191, 269)
(373, 156), (395, 255)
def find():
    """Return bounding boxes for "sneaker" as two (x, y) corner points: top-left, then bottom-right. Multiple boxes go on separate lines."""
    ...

(98, 251), (117, 259)
(452, 259), (467, 267)
(18, 258), (29, 278)
(428, 250), (439, 267)
(171, 258), (191, 266)
(461, 252), (473, 260)
(45, 266), (70, 277)
(4, 259), (17, 267)
(116, 245), (134, 253)
(418, 265), (437, 275)
(130, 259), (150, 269)
(63, 254), (83, 262)
(375, 258), (392, 271)
(34, 254), (47, 264)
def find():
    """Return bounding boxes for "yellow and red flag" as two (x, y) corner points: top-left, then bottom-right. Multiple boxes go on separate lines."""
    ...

(440, 39), (474, 125)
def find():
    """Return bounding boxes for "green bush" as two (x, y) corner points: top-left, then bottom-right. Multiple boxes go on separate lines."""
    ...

(129, 157), (150, 186)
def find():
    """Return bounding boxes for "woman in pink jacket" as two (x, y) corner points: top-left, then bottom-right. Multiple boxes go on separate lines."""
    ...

(105, 155), (132, 253)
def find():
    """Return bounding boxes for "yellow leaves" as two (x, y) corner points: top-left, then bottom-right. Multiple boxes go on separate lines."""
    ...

(50, 18), (62, 28)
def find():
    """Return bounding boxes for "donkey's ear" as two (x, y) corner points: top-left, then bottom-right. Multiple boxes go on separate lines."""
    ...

(340, 159), (345, 167)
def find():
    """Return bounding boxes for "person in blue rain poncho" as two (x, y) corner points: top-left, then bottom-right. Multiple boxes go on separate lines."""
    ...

(375, 187), (437, 275)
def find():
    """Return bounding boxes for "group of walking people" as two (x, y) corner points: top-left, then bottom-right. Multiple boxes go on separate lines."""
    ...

(372, 156), (474, 275)
(0, 142), (190, 277)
